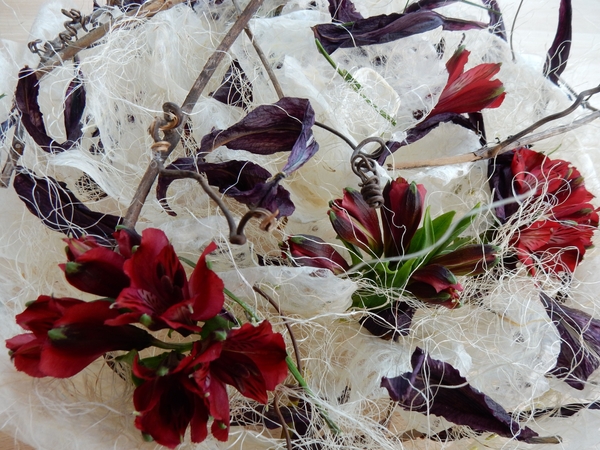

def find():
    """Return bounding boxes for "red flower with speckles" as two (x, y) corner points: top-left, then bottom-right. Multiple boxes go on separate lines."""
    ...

(508, 148), (598, 275)
(6, 296), (152, 378)
(133, 321), (288, 448)
(428, 46), (505, 117)
(108, 228), (225, 333)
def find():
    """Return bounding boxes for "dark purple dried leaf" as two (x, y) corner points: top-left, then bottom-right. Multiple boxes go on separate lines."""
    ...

(543, 0), (572, 84)
(404, 0), (459, 13)
(360, 301), (415, 341)
(328, 0), (363, 22)
(540, 292), (600, 390)
(63, 70), (86, 144)
(467, 111), (487, 146)
(379, 113), (478, 163)
(157, 158), (294, 217)
(313, 11), (486, 54)
(487, 150), (519, 223)
(15, 67), (85, 153)
(0, 115), (16, 142)
(13, 170), (121, 244)
(209, 60), (253, 110)
(381, 347), (539, 442)
(482, 0), (507, 40)
(199, 97), (318, 175)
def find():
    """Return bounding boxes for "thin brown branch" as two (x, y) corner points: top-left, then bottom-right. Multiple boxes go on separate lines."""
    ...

(182, 0), (265, 113)
(35, 0), (188, 79)
(154, 167), (244, 243)
(394, 86), (600, 170)
(273, 390), (293, 450)
(253, 285), (303, 374)
(231, 0), (285, 100)
(123, 0), (264, 229)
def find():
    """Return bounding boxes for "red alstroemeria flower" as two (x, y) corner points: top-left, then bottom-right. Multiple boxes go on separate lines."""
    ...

(514, 220), (594, 274)
(133, 321), (288, 448)
(329, 188), (383, 256)
(382, 177), (426, 258)
(209, 320), (289, 405)
(508, 148), (599, 275)
(428, 46), (505, 117)
(109, 228), (225, 332)
(6, 295), (152, 378)
(60, 235), (130, 298)
(133, 347), (220, 449)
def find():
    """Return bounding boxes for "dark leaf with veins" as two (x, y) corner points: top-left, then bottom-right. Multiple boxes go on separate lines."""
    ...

(13, 170), (121, 244)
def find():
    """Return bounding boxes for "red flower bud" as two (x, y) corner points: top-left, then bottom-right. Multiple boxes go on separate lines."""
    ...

(329, 188), (383, 256)
(407, 264), (462, 308)
(430, 245), (499, 276)
(282, 235), (350, 275)
(382, 177), (426, 258)
(60, 236), (129, 298)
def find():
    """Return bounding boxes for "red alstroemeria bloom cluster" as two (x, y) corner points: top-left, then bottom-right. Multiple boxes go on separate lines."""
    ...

(7, 227), (289, 447)
(509, 148), (599, 275)
(133, 321), (288, 448)
(428, 46), (506, 118)
(285, 178), (498, 308)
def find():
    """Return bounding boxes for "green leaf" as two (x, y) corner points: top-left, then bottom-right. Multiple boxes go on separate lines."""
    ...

(432, 204), (480, 257)
(431, 211), (456, 241)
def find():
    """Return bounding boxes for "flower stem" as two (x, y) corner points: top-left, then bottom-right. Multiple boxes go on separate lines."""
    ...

(285, 355), (342, 435)
(224, 287), (341, 434)
(315, 39), (397, 126)
(224, 287), (259, 322)
(149, 338), (194, 352)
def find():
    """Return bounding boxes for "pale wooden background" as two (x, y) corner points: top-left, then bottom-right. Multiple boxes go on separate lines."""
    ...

(0, 0), (599, 448)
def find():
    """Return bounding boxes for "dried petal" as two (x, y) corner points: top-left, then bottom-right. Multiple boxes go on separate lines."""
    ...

(210, 60), (253, 110)
(541, 292), (600, 390)
(543, 0), (572, 84)
(328, 0), (363, 22)
(198, 97), (318, 175)
(313, 11), (486, 54)
(157, 158), (294, 217)
(382, 348), (539, 442)
(13, 170), (121, 243)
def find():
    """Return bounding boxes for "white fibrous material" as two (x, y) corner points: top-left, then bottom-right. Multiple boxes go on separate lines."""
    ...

(1, 0), (600, 449)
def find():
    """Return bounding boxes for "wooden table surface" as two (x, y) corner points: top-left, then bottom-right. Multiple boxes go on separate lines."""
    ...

(0, 0), (599, 448)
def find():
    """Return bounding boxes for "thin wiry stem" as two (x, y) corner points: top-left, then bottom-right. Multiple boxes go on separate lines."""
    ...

(155, 167), (245, 244)
(232, 0), (285, 100)
(509, 0), (524, 62)
(273, 390), (293, 450)
(253, 285), (302, 374)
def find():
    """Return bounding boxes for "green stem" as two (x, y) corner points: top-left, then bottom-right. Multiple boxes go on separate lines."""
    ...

(315, 39), (397, 126)
(224, 287), (259, 321)
(286, 356), (341, 435)
(224, 288), (341, 434)
(150, 338), (194, 352)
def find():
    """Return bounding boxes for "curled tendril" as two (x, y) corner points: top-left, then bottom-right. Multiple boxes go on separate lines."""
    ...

(351, 137), (388, 208)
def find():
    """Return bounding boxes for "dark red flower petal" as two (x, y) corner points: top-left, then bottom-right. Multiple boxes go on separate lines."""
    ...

(211, 321), (288, 404)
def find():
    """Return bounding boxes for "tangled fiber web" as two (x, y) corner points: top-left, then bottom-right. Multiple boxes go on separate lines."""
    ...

(1, 0), (600, 449)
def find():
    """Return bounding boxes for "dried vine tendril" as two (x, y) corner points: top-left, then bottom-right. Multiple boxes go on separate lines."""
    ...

(351, 136), (388, 208)
(28, 8), (104, 62)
